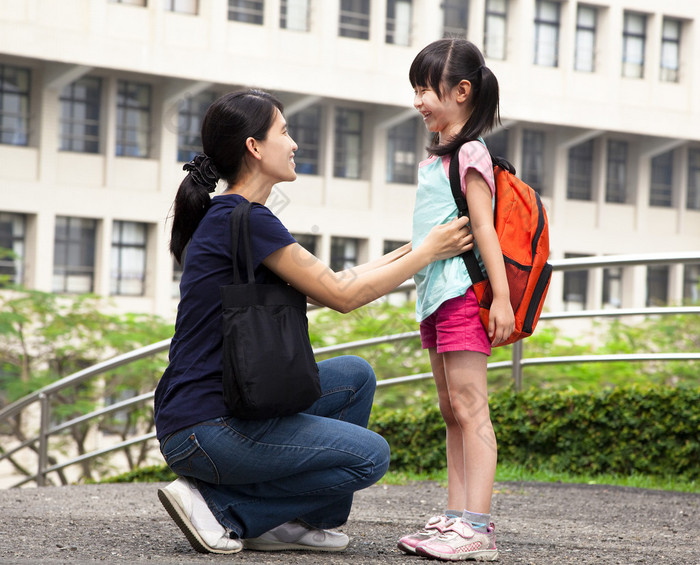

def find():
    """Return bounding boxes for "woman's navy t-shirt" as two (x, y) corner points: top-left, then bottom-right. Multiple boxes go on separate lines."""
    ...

(154, 194), (296, 440)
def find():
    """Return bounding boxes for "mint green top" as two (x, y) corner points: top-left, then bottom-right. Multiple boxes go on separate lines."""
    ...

(412, 141), (495, 322)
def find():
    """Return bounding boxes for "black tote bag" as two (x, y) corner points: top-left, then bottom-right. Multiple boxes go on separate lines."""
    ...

(220, 201), (321, 419)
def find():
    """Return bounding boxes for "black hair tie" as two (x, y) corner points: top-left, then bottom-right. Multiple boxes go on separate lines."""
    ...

(183, 153), (220, 192)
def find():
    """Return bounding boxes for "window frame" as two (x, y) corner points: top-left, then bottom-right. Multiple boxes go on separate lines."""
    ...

(574, 4), (597, 72)
(111, 220), (148, 297)
(228, 0), (265, 25)
(115, 80), (152, 158)
(687, 148), (700, 211)
(622, 11), (647, 79)
(386, 0), (412, 46)
(483, 0), (507, 60)
(660, 17), (681, 83)
(567, 139), (594, 201)
(386, 117), (419, 184)
(0, 64), (31, 146)
(649, 150), (674, 208)
(287, 105), (322, 175)
(59, 76), (102, 154)
(177, 90), (217, 163)
(280, 0), (310, 31)
(333, 107), (363, 179)
(533, 0), (561, 67)
(339, 0), (370, 40)
(442, 0), (469, 38)
(0, 212), (26, 286)
(605, 140), (628, 203)
(53, 216), (97, 294)
(330, 236), (360, 271)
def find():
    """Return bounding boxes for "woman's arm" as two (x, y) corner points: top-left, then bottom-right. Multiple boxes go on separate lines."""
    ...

(263, 218), (472, 313)
(465, 168), (515, 345)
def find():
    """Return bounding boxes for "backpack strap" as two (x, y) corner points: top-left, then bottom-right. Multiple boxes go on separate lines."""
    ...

(448, 148), (486, 284)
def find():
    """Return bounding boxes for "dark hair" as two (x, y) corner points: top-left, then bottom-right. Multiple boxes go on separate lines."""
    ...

(169, 89), (284, 263)
(409, 39), (500, 156)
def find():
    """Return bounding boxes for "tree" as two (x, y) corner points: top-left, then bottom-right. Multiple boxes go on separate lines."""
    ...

(0, 287), (173, 484)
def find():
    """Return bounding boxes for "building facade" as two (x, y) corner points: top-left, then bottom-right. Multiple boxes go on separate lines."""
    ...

(1, 0), (699, 321)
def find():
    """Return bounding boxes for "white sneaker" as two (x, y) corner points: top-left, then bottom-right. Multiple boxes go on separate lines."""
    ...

(243, 520), (349, 552)
(157, 477), (242, 554)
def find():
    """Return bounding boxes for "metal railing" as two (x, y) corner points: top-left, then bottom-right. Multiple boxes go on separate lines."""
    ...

(1, 252), (699, 488)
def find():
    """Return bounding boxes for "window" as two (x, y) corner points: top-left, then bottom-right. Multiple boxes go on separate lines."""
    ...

(567, 140), (594, 200)
(563, 253), (589, 311)
(0, 212), (26, 286)
(622, 12), (646, 78)
(687, 148), (700, 210)
(280, 0), (310, 31)
(330, 237), (359, 271)
(386, 0), (412, 46)
(384, 240), (408, 254)
(0, 64), (30, 146)
(177, 90), (216, 162)
(339, 0), (370, 40)
(606, 140), (628, 203)
(485, 129), (508, 160)
(110, 0), (146, 5)
(484, 0), (507, 60)
(386, 118), (418, 184)
(59, 76), (101, 154)
(167, 0), (198, 14)
(650, 151), (673, 207)
(53, 216), (97, 294)
(574, 5), (596, 72)
(534, 0), (560, 67)
(292, 233), (318, 255)
(287, 106), (321, 175)
(683, 264), (700, 304)
(116, 80), (151, 158)
(602, 267), (623, 309)
(442, 0), (469, 38)
(660, 18), (681, 82)
(334, 108), (363, 179)
(228, 0), (264, 25)
(111, 221), (147, 296)
(521, 130), (545, 193)
(646, 266), (669, 306)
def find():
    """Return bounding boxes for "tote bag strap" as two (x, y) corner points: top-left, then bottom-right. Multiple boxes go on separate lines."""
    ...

(229, 201), (256, 285)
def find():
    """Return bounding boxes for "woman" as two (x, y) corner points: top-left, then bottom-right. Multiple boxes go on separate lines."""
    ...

(155, 89), (473, 555)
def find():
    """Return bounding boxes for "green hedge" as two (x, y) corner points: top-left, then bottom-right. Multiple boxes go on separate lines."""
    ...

(369, 385), (700, 480)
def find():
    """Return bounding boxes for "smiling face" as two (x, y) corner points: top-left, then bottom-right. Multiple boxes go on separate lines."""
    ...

(413, 82), (470, 143)
(256, 108), (298, 183)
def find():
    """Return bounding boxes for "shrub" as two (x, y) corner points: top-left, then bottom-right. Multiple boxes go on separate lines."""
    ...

(370, 385), (700, 480)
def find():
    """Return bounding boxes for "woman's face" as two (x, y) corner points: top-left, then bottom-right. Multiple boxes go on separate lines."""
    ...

(257, 108), (298, 183)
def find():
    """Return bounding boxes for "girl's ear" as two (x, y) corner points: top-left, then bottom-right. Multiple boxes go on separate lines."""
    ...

(455, 80), (472, 103)
(245, 137), (262, 160)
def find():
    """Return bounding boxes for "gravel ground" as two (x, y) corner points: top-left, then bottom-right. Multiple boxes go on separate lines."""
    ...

(0, 481), (698, 564)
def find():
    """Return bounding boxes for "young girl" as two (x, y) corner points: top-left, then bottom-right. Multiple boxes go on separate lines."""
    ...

(396, 39), (514, 561)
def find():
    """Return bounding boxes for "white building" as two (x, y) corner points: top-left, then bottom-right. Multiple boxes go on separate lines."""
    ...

(1, 0), (699, 321)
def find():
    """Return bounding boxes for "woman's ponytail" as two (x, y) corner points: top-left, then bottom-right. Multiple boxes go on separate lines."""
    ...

(170, 154), (220, 264)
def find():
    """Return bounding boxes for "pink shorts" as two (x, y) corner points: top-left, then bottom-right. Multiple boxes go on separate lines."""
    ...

(419, 288), (492, 355)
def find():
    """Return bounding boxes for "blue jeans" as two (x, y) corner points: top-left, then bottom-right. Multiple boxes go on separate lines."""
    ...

(159, 356), (390, 538)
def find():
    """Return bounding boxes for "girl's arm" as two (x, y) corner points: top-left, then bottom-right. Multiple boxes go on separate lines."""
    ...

(464, 168), (515, 345)
(263, 218), (472, 313)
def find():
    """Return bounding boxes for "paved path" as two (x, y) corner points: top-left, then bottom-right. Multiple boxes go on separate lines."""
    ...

(0, 481), (698, 564)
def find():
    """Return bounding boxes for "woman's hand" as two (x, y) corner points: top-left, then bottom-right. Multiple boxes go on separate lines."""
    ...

(420, 216), (474, 261)
(488, 295), (515, 346)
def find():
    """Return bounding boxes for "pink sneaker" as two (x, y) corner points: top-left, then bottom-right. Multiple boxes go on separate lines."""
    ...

(397, 515), (451, 555)
(415, 519), (499, 561)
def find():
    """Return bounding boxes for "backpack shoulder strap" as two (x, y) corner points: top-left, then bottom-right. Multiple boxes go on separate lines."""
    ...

(449, 148), (486, 284)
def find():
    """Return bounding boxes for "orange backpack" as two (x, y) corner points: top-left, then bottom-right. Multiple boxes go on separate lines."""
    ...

(449, 149), (552, 346)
